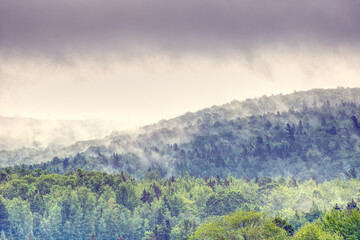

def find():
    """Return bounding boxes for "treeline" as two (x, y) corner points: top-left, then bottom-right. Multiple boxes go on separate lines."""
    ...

(31, 101), (360, 181)
(0, 168), (360, 239)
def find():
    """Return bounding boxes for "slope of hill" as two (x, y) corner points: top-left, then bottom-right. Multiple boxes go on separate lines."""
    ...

(2, 87), (360, 180)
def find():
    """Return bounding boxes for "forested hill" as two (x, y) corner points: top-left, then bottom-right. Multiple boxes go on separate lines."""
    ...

(3, 87), (360, 180)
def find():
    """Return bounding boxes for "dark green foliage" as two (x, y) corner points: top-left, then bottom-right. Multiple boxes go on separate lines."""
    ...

(171, 219), (196, 240)
(273, 217), (295, 236)
(0, 198), (9, 234)
(345, 168), (357, 180)
(1, 167), (360, 239)
(88, 232), (96, 240)
(153, 220), (171, 240)
(351, 116), (360, 134)
(140, 189), (153, 205)
(322, 208), (360, 239)
(151, 183), (162, 200)
(347, 199), (359, 212)
(116, 182), (138, 211)
(30, 195), (44, 216)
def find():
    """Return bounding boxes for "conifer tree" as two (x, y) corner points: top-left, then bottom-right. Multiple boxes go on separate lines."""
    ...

(0, 199), (9, 234)
(88, 232), (96, 240)
(0, 230), (7, 240)
(26, 232), (33, 240)
(345, 168), (357, 180)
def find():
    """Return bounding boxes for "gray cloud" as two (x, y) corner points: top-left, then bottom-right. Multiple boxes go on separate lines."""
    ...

(0, 0), (359, 57)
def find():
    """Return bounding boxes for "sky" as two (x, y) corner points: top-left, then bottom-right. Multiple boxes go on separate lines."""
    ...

(0, 0), (360, 126)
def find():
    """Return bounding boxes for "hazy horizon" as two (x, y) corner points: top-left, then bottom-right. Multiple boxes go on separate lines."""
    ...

(0, 86), (358, 123)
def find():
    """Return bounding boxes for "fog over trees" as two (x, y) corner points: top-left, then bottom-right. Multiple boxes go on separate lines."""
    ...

(2, 88), (360, 239)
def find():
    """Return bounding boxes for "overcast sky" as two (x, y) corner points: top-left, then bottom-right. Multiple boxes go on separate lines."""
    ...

(0, 0), (359, 126)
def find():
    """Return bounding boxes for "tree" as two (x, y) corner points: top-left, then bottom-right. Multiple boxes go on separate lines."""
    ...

(0, 198), (9, 234)
(116, 182), (138, 211)
(171, 219), (196, 240)
(88, 232), (96, 240)
(26, 232), (34, 240)
(293, 222), (343, 240)
(322, 209), (360, 239)
(290, 176), (298, 187)
(60, 189), (82, 239)
(39, 203), (62, 239)
(140, 189), (153, 206)
(285, 123), (295, 143)
(190, 211), (287, 240)
(30, 194), (45, 216)
(153, 220), (171, 240)
(7, 198), (33, 240)
(347, 199), (359, 212)
(351, 116), (360, 132)
(303, 202), (323, 224)
(273, 217), (295, 236)
(0, 231), (7, 240)
(78, 187), (96, 237)
(205, 190), (246, 216)
(345, 168), (357, 180)
(151, 183), (162, 200)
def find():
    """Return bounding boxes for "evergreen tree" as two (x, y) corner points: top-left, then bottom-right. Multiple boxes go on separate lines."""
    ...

(347, 199), (359, 212)
(0, 198), (9, 234)
(30, 195), (44, 216)
(285, 123), (295, 143)
(116, 183), (138, 211)
(7, 198), (32, 240)
(345, 168), (357, 180)
(88, 232), (96, 240)
(140, 189), (153, 205)
(0, 230), (7, 240)
(334, 204), (341, 211)
(26, 232), (33, 240)
(290, 176), (298, 187)
(273, 217), (295, 236)
(78, 188), (96, 237)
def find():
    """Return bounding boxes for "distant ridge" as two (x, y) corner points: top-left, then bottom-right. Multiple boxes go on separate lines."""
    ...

(2, 87), (360, 181)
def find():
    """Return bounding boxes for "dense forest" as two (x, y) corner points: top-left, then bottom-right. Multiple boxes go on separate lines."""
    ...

(31, 99), (360, 181)
(2, 88), (360, 239)
(2, 87), (360, 175)
(0, 167), (359, 239)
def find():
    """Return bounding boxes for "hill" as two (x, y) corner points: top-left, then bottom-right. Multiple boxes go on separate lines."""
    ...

(3, 87), (360, 180)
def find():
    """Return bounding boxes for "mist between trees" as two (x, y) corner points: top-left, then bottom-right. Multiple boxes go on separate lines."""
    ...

(0, 168), (360, 239)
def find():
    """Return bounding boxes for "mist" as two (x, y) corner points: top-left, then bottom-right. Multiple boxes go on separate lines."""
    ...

(0, 116), (141, 151)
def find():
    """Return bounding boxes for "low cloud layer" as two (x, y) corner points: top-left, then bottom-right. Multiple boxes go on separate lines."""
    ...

(1, 0), (359, 57)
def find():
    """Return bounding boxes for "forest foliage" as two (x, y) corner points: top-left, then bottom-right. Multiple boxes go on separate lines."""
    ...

(0, 168), (360, 239)
(2, 88), (360, 182)
(32, 100), (360, 181)
(2, 88), (360, 239)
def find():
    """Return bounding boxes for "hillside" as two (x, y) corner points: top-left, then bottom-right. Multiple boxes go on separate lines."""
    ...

(2, 87), (360, 180)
